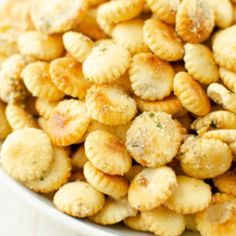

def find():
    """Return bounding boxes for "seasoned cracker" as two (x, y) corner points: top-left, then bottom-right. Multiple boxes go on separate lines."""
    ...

(85, 130), (131, 175)
(6, 104), (38, 130)
(147, 0), (180, 24)
(205, 0), (233, 28)
(128, 166), (177, 211)
(180, 136), (233, 179)
(207, 83), (236, 113)
(83, 161), (129, 199)
(0, 54), (31, 103)
(129, 53), (174, 101)
(50, 56), (91, 99)
(22, 61), (64, 101)
(202, 129), (236, 144)
(85, 84), (137, 126)
(142, 206), (185, 236)
(18, 31), (64, 61)
(112, 19), (149, 55)
(174, 72), (211, 116)
(124, 215), (149, 232)
(143, 18), (184, 61)
(184, 43), (219, 84)
(24, 147), (71, 193)
(89, 197), (138, 225)
(136, 96), (187, 117)
(31, 0), (88, 34)
(46, 100), (90, 146)
(165, 175), (212, 214)
(63, 32), (94, 63)
(83, 43), (131, 84)
(176, 0), (215, 43)
(97, 0), (144, 24)
(1, 128), (53, 181)
(191, 110), (236, 133)
(196, 193), (236, 236)
(126, 112), (182, 167)
(53, 181), (105, 218)
(213, 26), (236, 72)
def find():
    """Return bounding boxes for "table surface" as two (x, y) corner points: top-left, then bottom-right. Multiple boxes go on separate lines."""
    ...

(0, 181), (79, 236)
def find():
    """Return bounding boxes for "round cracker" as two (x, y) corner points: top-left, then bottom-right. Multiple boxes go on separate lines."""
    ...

(126, 112), (182, 167)
(83, 43), (131, 84)
(53, 181), (105, 218)
(22, 61), (64, 101)
(165, 175), (212, 214)
(83, 161), (129, 200)
(30, 0), (88, 34)
(89, 197), (138, 225)
(128, 166), (177, 211)
(85, 84), (137, 126)
(85, 130), (132, 175)
(24, 147), (71, 193)
(1, 128), (53, 181)
(129, 53), (174, 101)
(46, 99), (91, 146)
(143, 18), (184, 61)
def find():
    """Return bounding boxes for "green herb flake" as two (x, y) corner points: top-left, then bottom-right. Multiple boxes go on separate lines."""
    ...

(156, 122), (162, 128)
(131, 144), (139, 148)
(209, 120), (217, 129)
(149, 112), (155, 118)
